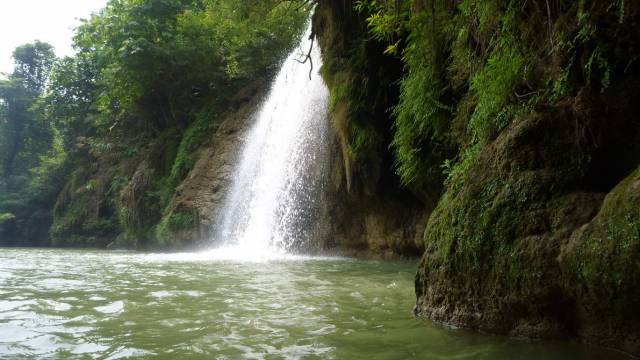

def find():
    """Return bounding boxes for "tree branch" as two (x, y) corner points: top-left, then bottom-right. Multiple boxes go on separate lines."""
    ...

(294, 34), (315, 80)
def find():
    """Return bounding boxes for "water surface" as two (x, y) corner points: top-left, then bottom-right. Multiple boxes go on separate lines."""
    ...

(0, 248), (630, 359)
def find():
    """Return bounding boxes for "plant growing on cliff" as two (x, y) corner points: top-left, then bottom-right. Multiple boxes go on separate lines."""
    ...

(354, 0), (637, 192)
(0, 213), (15, 223)
(155, 211), (196, 246)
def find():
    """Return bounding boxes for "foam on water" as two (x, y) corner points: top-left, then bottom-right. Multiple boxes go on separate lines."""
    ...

(142, 247), (341, 263)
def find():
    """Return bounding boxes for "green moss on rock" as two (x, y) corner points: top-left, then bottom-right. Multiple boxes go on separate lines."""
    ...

(416, 93), (640, 352)
(559, 167), (640, 352)
(417, 107), (604, 335)
(155, 210), (197, 248)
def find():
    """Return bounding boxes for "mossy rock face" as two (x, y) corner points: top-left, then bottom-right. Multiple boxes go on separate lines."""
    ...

(416, 107), (605, 337)
(559, 167), (640, 353)
(158, 83), (266, 249)
(50, 164), (120, 248)
(416, 98), (640, 352)
(313, 0), (406, 196)
(154, 209), (198, 248)
(312, 0), (430, 257)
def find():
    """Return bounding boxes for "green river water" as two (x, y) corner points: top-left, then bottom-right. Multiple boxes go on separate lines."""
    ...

(0, 248), (631, 359)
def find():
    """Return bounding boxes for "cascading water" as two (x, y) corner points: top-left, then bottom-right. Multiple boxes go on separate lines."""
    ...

(211, 24), (329, 260)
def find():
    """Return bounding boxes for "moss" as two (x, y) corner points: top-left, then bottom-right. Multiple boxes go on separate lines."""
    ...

(49, 154), (127, 247)
(560, 167), (640, 332)
(350, 0), (640, 201)
(415, 105), (629, 337)
(168, 107), (217, 190)
(314, 1), (406, 196)
(320, 0), (640, 351)
(50, 202), (88, 237)
(154, 210), (197, 247)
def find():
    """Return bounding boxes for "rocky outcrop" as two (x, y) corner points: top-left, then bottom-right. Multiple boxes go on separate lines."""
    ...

(415, 88), (640, 354)
(559, 166), (640, 353)
(322, 193), (426, 258)
(159, 84), (266, 248)
(313, 0), (430, 258)
(320, 132), (427, 258)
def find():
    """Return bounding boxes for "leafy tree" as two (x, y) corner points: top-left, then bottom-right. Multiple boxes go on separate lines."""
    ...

(0, 41), (58, 245)
(0, 77), (32, 178)
(0, 42), (56, 181)
(12, 41), (56, 94)
(1, 0), (311, 247)
(71, 0), (308, 133)
(38, 53), (100, 150)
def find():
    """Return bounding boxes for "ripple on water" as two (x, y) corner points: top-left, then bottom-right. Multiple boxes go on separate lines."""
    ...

(39, 300), (72, 312)
(35, 278), (85, 291)
(104, 347), (154, 359)
(0, 270), (12, 281)
(0, 299), (37, 312)
(0, 323), (38, 343)
(307, 324), (337, 336)
(94, 301), (124, 315)
(71, 342), (110, 355)
(149, 290), (173, 299)
(59, 296), (80, 302)
(0, 248), (634, 360)
(148, 290), (205, 302)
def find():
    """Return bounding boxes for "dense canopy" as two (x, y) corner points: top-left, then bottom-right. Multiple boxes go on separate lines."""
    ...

(0, 0), (309, 247)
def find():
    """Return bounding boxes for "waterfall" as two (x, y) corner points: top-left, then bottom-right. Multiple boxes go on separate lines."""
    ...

(211, 24), (329, 259)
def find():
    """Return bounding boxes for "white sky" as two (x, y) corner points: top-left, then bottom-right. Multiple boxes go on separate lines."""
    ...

(0, 0), (107, 76)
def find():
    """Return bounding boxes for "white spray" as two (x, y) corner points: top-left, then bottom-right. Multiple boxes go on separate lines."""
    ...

(211, 24), (329, 260)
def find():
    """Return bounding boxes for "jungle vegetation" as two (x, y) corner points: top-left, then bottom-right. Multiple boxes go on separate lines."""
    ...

(0, 0), (309, 247)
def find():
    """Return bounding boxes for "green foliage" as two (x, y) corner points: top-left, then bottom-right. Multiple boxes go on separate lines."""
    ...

(167, 107), (215, 190)
(11, 41), (56, 94)
(0, 76), (54, 179)
(74, 0), (308, 132)
(29, 129), (67, 192)
(0, 40), (57, 178)
(351, 0), (639, 198)
(353, 1), (456, 189)
(1, 1), (309, 247)
(317, 0), (413, 194)
(0, 213), (15, 223)
(155, 210), (195, 246)
(355, 0), (408, 54)
(469, 50), (524, 142)
(0, 76), (33, 177)
(442, 144), (481, 195)
(0, 41), (62, 245)
(39, 53), (100, 150)
(50, 202), (88, 238)
(391, 57), (452, 187)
